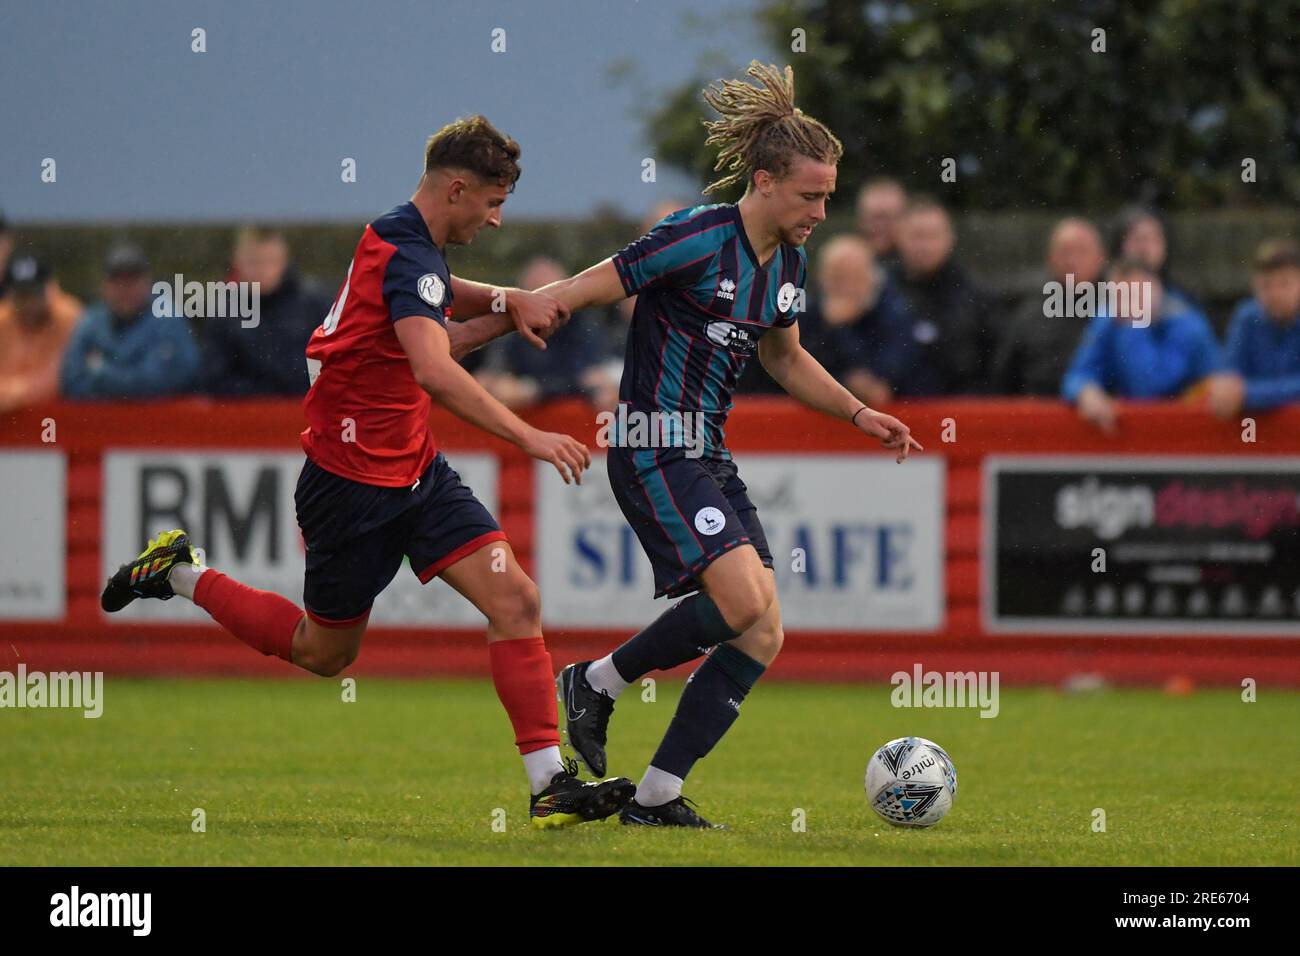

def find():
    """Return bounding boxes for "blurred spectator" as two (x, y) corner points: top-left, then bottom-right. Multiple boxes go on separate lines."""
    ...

(894, 196), (995, 394)
(477, 256), (614, 410)
(0, 256), (82, 413)
(202, 226), (330, 396)
(992, 217), (1107, 395)
(1062, 259), (1226, 433)
(1112, 206), (1198, 312)
(1208, 239), (1300, 418)
(855, 177), (907, 274)
(60, 243), (200, 399)
(765, 234), (915, 406)
(0, 210), (14, 299)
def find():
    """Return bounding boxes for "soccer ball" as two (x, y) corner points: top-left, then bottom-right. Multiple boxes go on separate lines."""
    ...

(865, 736), (957, 827)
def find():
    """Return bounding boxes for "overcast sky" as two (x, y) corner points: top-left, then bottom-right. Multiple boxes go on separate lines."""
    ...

(1, 0), (769, 223)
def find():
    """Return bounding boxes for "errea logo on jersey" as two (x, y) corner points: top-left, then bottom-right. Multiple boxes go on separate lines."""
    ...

(717, 277), (736, 301)
(418, 273), (445, 307)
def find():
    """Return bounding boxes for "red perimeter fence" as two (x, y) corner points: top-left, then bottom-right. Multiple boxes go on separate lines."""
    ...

(1, 398), (1297, 685)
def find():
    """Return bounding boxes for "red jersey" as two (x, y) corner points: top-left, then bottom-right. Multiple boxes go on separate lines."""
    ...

(301, 201), (453, 487)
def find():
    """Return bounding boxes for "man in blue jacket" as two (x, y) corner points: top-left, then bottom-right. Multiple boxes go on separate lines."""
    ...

(1062, 259), (1224, 433)
(60, 243), (200, 400)
(1206, 239), (1300, 419)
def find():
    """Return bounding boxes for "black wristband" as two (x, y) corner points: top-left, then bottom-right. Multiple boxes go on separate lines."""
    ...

(851, 405), (868, 427)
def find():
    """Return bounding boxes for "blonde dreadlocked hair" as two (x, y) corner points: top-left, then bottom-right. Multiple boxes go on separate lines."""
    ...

(701, 61), (843, 196)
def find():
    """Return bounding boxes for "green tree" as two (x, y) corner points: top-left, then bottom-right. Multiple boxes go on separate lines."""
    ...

(648, 0), (1300, 210)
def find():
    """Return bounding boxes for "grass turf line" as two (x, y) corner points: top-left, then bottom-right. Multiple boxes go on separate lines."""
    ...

(1, 679), (1296, 866)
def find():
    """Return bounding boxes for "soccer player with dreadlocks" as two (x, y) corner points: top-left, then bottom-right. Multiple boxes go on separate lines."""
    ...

(542, 62), (922, 827)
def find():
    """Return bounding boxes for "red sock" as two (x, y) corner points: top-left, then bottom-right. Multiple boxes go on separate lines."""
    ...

(193, 570), (301, 663)
(488, 637), (561, 755)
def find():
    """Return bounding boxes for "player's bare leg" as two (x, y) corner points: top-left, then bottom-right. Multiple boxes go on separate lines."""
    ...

(102, 529), (306, 669)
(438, 541), (634, 827)
(103, 530), (375, 678)
(619, 551), (778, 828)
(696, 547), (777, 637)
(564, 543), (772, 770)
(724, 580), (784, 666)
(161, 551), (366, 677)
(285, 615), (367, 676)
(437, 540), (542, 644)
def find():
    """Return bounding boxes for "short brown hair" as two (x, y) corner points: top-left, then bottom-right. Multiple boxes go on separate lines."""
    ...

(424, 115), (521, 190)
(1253, 239), (1300, 274)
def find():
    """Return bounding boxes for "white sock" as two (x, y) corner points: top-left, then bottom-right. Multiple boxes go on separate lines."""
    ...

(523, 746), (566, 794)
(167, 563), (204, 601)
(585, 654), (630, 699)
(635, 766), (683, 807)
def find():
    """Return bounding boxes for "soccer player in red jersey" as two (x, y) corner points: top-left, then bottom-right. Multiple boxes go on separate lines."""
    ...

(101, 116), (634, 828)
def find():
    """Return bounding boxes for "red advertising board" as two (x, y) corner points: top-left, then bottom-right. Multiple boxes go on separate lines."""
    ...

(2, 397), (1297, 685)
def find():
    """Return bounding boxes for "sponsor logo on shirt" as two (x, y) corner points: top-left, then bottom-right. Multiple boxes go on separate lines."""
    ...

(705, 320), (754, 353)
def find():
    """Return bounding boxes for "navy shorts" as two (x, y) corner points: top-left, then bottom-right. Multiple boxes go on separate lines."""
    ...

(607, 447), (773, 599)
(294, 453), (505, 626)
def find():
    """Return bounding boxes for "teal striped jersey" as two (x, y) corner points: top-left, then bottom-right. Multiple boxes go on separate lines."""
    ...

(611, 203), (807, 459)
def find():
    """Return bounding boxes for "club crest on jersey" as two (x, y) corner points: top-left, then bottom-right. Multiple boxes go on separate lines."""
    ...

(704, 320), (754, 354)
(418, 273), (445, 307)
(777, 281), (802, 314)
(716, 277), (736, 301)
(694, 506), (726, 535)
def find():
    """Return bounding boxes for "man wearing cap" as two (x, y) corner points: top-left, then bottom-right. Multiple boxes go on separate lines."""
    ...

(60, 243), (200, 400)
(0, 255), (83, 413)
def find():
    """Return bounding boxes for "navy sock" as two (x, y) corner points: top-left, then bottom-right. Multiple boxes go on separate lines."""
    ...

(610, 593), (738, 682)
(649, 643), (767, 781)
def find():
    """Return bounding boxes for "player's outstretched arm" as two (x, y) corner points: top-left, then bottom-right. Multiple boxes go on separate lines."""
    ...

(536, 259), (628, 313)
(394, 314), (592, 484)
(444, 311), (516, 361)
(448, 277), (570, 350)
(758, 322), (922, 463)
(443, 302), (573, 361)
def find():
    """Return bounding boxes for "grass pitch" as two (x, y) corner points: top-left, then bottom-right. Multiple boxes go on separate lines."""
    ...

(2, 678), (1296, 866)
